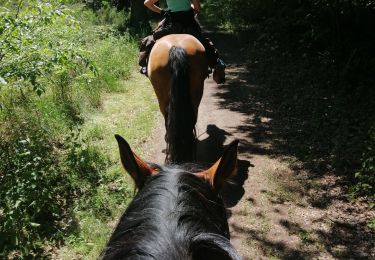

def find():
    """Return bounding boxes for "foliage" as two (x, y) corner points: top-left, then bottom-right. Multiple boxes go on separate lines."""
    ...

(354, 127), (375, 199)
(0, 0), (94, 97)
(0, 117), (62, 256)
(0, 0), (139, 257)
(0, 121), (106, 257)
(79, 0), (155, 35)
(83, 0), (130, 11)
(86, 35), (137, 92)
(77, 0), (131, 29)
(368, 218), (375, 229)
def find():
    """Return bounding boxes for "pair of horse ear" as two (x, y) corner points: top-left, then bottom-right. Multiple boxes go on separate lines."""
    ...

(114, 134), (239, 191)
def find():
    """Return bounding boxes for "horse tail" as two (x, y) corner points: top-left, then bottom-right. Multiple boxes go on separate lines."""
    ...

(165, 46), (196, 163)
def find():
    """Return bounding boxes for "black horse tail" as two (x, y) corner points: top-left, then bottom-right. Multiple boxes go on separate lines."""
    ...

(165, 46), (196, 163)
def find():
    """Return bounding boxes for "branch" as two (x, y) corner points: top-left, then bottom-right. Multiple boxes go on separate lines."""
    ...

(15, 0), (24, 19)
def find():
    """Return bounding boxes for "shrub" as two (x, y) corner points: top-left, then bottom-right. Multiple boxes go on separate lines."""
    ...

(354, 127), (375, 200)
(0, 112), (107, 257)
(0, 0), (137, 257)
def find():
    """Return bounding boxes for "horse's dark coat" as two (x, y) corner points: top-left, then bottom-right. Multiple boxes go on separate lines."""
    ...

(101, 165), (240, 260)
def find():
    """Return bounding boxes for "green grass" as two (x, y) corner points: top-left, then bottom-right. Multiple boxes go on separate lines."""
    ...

(86, 36), (138, 93)
(57, 72), (158, 259)
(53, 12), (158, 256)
(83, 74), (159, 158)
(59, 168), (131, 259)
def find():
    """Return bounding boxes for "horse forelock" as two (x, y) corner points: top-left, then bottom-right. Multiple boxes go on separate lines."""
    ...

(101, 167), (231, 259)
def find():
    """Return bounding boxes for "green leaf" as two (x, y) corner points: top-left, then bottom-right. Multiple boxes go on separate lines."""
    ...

(0, 76), (7, 84)
(14, 200), (21, 208)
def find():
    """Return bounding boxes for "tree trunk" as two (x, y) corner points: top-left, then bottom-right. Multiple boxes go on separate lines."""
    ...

(129, 0), (150, 30)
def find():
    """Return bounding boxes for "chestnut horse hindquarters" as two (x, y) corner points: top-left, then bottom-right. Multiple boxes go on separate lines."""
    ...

(148, 34), (208, 163)
(148, 34), (208, 118)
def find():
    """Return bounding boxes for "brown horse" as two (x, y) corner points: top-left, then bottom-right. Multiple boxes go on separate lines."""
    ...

(148, 34), (208, 163)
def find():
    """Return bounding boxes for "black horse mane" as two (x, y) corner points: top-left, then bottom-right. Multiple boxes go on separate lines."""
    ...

(101, 165), (240, 259)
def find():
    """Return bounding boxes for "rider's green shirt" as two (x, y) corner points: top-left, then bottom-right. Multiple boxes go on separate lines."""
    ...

(166, 0), (191, 12)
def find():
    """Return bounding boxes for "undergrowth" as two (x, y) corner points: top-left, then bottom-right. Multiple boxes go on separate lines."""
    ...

(0, 1), (151, 258)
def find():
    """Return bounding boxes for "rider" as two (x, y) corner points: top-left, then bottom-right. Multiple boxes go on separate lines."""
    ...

(139, 0), (226, 84)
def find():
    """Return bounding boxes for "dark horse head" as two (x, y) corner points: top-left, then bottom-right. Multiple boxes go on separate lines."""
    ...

(100, 135), (241, 260)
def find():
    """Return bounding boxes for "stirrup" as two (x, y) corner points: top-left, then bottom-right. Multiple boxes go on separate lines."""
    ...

(216, 58), (226, 69)
(140, 67), (148, 76)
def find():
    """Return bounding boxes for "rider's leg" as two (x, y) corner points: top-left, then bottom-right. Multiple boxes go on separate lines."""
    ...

(139, 35), (155, 75)
(138, 19), (170, 76)
(196, 36), (226, 84)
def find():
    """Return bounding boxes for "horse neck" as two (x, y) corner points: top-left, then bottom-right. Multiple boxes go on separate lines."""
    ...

(103, 171), (229, 259)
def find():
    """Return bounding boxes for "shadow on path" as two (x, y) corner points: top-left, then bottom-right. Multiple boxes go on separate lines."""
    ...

(201, 20), (375, 259)
(196, 124), (251, 208)
(196, 124), (231, 163)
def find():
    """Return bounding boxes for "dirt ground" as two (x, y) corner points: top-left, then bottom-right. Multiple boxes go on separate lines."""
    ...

(143, 26), (375, 259)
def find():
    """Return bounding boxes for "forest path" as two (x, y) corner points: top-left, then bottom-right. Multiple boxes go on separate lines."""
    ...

(143, 24), (375, 259)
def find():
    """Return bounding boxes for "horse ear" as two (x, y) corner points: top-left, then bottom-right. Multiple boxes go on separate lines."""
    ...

(115, 134), (156, 189)
(191, 233), (241, 260)
(197, 140), (239, 192)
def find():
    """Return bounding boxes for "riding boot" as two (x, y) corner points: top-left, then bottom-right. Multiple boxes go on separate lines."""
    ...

(139, 35), (155, 76)
(213, 58), (226, 84)
(199, 37), (226, 84)
(139, 51), (148, 75)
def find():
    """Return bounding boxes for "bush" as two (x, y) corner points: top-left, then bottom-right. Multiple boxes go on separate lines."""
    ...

(0, 111), (107, 257)
(0, 117), (62, 256)
(0, 1), (94, 96)
(354, 127), (375, 200)
(87, 35), (137, 92)
(0, 0), (137, 257)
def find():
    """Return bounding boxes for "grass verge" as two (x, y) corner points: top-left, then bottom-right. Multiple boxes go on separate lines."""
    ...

(58, 73), (158, 259)
(0, 2), (158, 258)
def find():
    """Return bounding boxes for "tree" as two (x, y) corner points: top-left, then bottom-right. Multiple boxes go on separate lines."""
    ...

(129, 0), (150, 30)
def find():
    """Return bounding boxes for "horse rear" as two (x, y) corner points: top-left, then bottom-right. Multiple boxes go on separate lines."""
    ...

(148, 34), (208, 163)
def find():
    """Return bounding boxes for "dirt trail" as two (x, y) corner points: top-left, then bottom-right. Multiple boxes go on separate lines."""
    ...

(144, 26), (375, 259)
